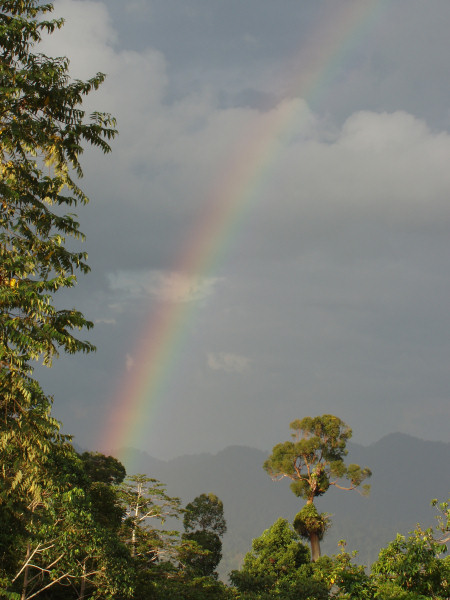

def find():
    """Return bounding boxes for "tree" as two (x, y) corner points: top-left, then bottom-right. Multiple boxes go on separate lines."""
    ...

(182, 493), (227, 578)
(119, 475), (183, 563)
(229, 518), (327, 599)
(78, 451), (126, 533)
(0, 0), (116, 511)
(264, 415), (371, 561)
(371, 498), (450, 600)
(148, 571), (233, 600)
(2, 445), (133, 600)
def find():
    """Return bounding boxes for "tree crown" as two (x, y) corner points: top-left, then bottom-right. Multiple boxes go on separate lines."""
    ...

(183, 493), (227, 537)
(264, 415), (371, 501)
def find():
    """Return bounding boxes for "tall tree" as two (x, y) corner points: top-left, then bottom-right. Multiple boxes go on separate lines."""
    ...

(264, 415), (371, 561)
(0, 0), (116, 509)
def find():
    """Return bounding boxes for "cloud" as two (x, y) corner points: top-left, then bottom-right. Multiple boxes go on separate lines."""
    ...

(107, 270), (222, 304)
(94, 317), (116, 325)
(42, 0), (118, 79)
(207, 352), (252, 374)
(125, 353), (134, 372)
(146, 271), (222, 303)
(40, 2), (450, 275)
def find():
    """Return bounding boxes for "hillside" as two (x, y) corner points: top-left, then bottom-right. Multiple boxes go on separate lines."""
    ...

(116, 433), (450, 577)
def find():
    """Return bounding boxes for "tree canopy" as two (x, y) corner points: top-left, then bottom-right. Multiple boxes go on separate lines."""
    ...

(264, 415), (371, 502)
(184, 493), (227, 537)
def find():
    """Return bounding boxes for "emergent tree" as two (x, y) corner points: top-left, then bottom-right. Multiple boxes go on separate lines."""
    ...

(264, 415), (371, 561)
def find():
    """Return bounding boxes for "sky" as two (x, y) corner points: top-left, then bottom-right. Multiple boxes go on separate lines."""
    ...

(36, 0), (450, 463)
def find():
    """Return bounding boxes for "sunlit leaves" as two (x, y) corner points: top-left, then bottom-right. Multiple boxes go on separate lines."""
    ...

(372, 527), (450, 599)
(0, 0), (116, 385)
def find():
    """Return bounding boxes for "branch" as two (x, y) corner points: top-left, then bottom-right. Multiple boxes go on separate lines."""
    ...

(20, 562), (105, 600)
(268, 471), (296, 482)
(303, 455), (312, 480)
(25, 569), (76, 600)
(11, 543), (57, 583)
(331, 481), (356, 491)
(26, 552), (66, 587)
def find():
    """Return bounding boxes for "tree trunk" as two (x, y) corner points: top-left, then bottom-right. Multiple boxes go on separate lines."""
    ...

(21, 543), (30, 600)
(309, 532), (321, 562)
(305, 497), (322, 562)
(79, 561), (86, 599)
(131, 522), (137, 558)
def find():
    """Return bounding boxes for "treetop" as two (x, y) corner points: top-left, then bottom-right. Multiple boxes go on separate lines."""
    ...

(264, 415), (371, 502)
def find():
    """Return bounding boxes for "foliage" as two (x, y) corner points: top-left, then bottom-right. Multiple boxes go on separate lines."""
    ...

(313, 544), (374, 600)
(79, 451), (127, 485)
(431, 498), (450, 544)
(77, 451), (126, 533)
(182, 530), (223, 577)
(372, 526), (449, 599)
(0, 4), (122, 595)
(229, 518), (315, 597)
(140, 569), (233, 600)
(117, 477), (232, 598)
(0, 0), (116, 372)
(293, 503), (330, 541)
(184, 492), (227, 536)
(264, 415), (371, 502)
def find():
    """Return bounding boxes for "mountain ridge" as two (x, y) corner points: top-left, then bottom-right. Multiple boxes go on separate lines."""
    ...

(117, 431), (449, 464)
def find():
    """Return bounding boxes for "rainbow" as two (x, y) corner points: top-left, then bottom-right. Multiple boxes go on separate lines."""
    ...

(100, 2), (389, 464)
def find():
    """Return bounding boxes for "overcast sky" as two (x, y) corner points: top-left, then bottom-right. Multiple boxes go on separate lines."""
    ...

(37, 0), (450, 462)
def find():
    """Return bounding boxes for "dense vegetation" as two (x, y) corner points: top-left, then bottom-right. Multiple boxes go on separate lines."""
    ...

(0, 2), (448, 598)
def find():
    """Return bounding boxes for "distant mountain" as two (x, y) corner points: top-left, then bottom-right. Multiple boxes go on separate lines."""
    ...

(115, 434), (450, 579)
